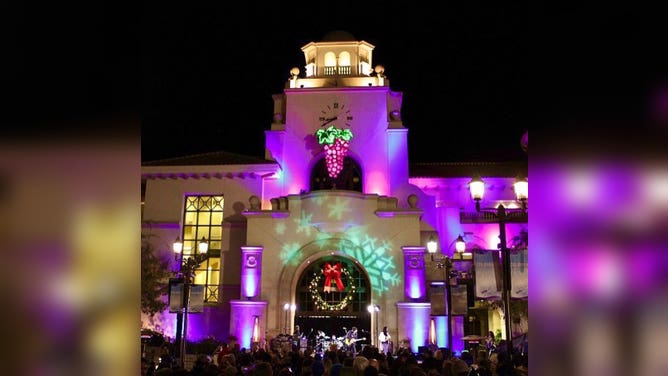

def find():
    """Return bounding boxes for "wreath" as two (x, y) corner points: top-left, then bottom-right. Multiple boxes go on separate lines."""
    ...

(308, 267), (356, 311)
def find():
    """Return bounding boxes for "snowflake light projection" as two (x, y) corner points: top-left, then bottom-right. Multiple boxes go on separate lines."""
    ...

(335, 229), (401, 296)
(280, 242), (303, 266)
(273, 196), (401, 296)
(315, 126), (353, 178)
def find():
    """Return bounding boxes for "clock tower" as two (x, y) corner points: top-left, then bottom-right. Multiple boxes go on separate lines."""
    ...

(265, 30), (411, 200)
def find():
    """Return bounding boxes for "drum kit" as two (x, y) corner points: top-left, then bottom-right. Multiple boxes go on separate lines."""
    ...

(315, 331), (344, 353)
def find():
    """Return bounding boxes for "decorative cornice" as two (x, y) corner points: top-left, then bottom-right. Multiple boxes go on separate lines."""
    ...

(141, 221), (180, 229)
(375, 209), (423, 218)
(242, 211), (291, 219)
(142, 169), (274, 180)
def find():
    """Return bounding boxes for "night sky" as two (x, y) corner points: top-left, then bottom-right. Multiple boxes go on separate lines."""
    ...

(139, 3), (529, 163)
(4, 4), (664, 163)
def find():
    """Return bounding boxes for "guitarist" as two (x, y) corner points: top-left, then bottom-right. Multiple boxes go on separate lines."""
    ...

(344, 326), (360, 356)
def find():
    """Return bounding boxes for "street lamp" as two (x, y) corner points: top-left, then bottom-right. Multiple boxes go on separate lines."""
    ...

(367, 304), (380, 346)
(427, 236), (455, 352)
(283, 303), (296, 335)
(283, 303), (289, 334)
(173, 235), (209, 367)
(454, 235), (466, 254)
(465, 175), (528, 360)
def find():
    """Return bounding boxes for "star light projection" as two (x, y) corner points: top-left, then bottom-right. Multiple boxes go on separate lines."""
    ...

(274, 196), (401, 296)
(315, 126), (353, 178)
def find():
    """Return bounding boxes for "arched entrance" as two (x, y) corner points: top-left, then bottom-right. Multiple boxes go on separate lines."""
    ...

(294, 255), (371, 351)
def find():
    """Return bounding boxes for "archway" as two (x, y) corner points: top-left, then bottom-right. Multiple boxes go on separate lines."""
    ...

(294, 255), (371, 351)
(310, 156), (362, 192)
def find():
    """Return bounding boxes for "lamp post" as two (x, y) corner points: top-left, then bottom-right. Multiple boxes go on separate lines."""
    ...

(465, 175), (528, 360)
(283, 303), (290, 334)
(367, 304), (380, 346)
(427, 236), (456, 352)
(173, 235), (209, 367)
(284, 303), (296, 335)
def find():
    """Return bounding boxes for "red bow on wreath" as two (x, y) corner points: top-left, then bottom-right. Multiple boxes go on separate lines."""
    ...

(323, 262), (345, 293)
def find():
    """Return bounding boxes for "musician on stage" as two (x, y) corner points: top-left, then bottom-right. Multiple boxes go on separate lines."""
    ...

(293, 325), (304, 349)
(344, 326), (359, 356)
(378, 326), (392, 356)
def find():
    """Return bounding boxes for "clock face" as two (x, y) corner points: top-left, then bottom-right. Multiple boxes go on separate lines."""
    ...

(318, 101), (353, 128)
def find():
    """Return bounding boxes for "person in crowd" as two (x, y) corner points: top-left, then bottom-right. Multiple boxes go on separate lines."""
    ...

(157, 346), (174, 370)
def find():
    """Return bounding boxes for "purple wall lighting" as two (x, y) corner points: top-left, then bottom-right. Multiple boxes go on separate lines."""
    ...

(181, 313), (209, 342)
(229, 300), (267, 349)
(241, 247), (263, 299)
(403, 247), (426, 300)
(407, 276), (425, 300)
(397, 302), (432, 354)
(410, 314), (428, 353)
(433, 315), (447, 348)
(452, 316), (465, 355)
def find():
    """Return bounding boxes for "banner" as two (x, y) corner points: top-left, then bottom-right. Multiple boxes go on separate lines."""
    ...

(169, 281), (184, 313)
(450, 285), (468, 315)
(474, 250), (502, 299)
(189, 285), (205, 313)
(510, 249), (528, 298)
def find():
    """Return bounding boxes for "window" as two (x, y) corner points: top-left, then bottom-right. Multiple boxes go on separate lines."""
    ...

(181, 195), (223, 303)
(337, 52), (351, 75)
(324, 52), (337, 76)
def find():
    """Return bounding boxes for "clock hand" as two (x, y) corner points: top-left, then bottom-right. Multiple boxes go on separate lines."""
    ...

(321, 116), (338, 127)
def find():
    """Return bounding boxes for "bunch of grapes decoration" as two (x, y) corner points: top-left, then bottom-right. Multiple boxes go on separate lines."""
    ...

(315, 125), (354, 178)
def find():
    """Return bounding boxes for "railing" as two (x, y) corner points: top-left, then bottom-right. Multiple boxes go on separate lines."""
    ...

(460, 210), (527, 224)
(324, 66), (337, 76)
(323, 65), (352, 76)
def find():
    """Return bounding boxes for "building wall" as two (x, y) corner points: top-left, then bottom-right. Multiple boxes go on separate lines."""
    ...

(268, 88), (395, 197)
(244, 190), (422, 340)
(142, 174), (265, 341)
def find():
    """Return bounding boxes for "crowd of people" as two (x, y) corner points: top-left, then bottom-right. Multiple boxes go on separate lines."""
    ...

(141, 333), (528, 376)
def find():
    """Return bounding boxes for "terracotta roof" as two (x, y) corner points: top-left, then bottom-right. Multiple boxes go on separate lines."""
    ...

(142, 151), (274, 167)
(409, 161), (528, 178)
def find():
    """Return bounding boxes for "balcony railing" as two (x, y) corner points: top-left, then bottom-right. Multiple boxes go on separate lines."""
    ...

(460, 210), (528, 224)
(323, 65), (352, 76)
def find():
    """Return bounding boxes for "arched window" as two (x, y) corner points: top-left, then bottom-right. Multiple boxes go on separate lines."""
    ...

(324, 52), (337, 76)
(310, 156), (362, 192)
(338, 51), (351, 66)
(338, 52), (351, 75)
(324, 52), (337, 66)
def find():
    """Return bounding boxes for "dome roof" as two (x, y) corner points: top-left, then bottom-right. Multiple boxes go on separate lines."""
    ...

(321, 30), (357, 42)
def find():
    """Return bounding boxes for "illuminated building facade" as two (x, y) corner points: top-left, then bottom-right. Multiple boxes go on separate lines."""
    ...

(141, 31), (528, 356)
